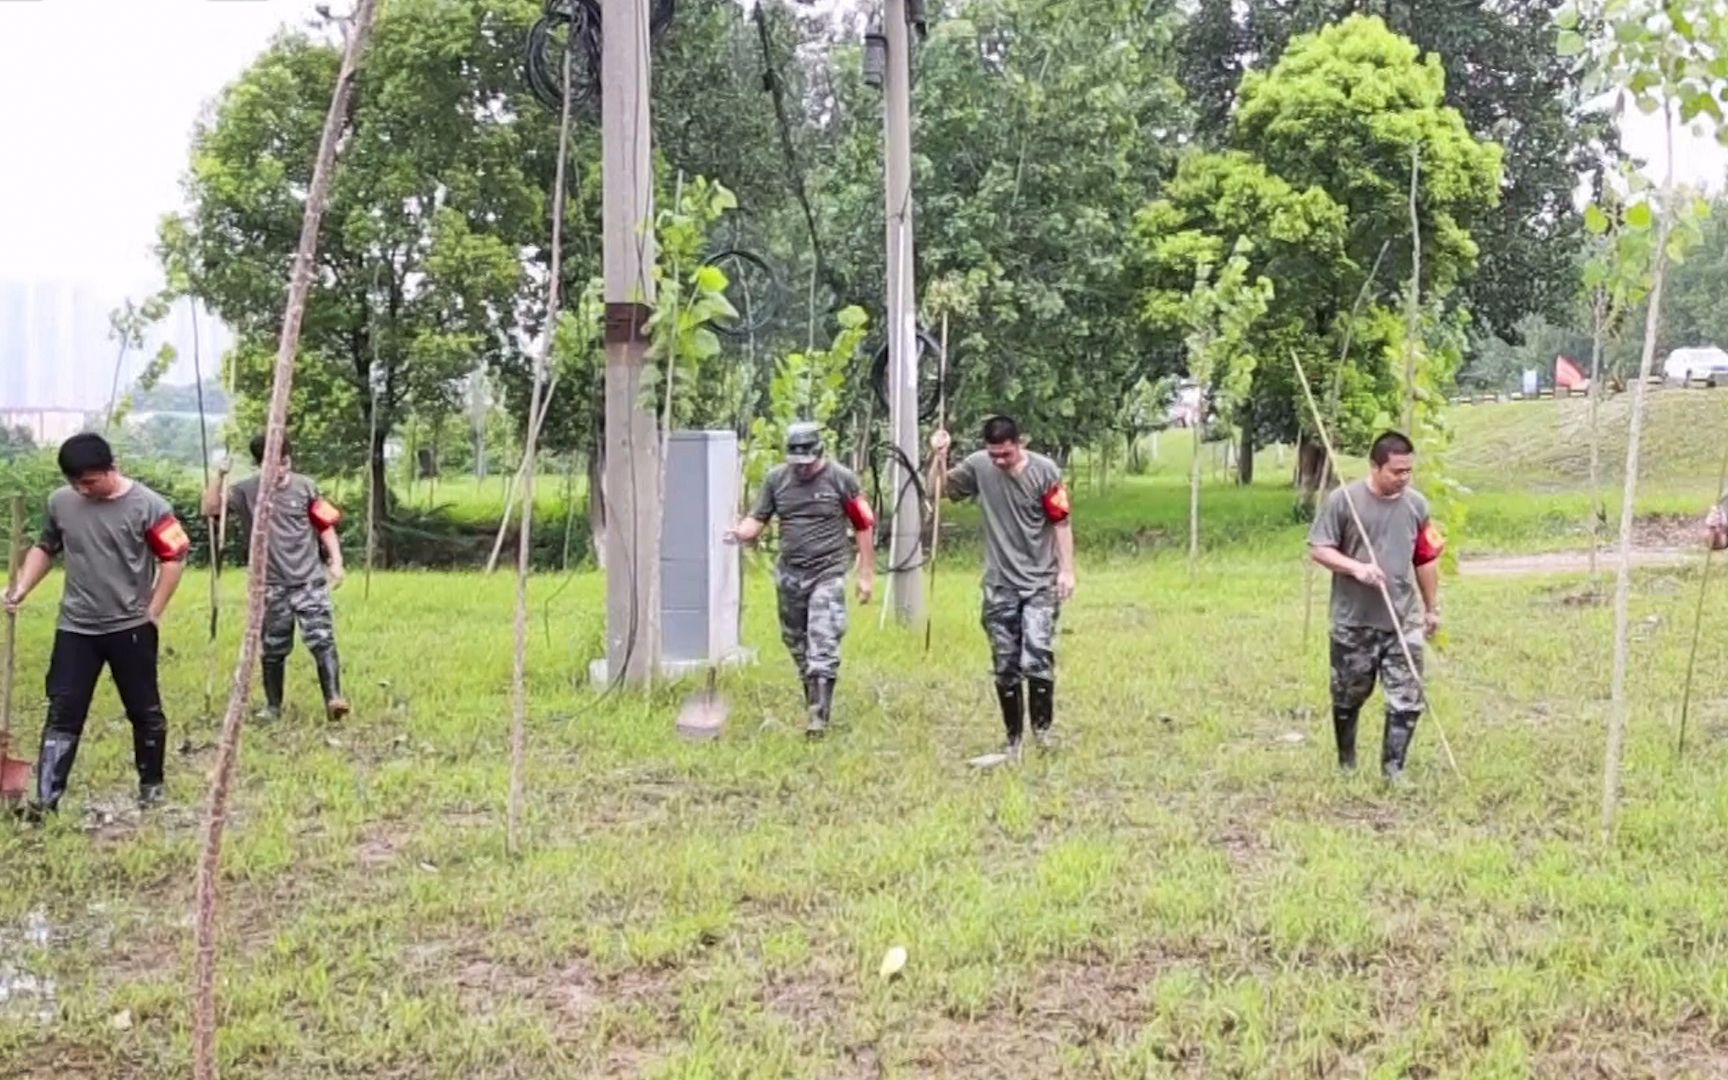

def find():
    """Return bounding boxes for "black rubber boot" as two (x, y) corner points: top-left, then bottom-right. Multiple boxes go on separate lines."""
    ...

(132, 708), (167, 809)
(806, 678), (835, 739)
(1332, 705), (1361, 772)
(259, 657), (286, 721)
(1028, 678), (1055, 750)
(1382, 710), (1420, 784)
(996, 681), (1026, 752)
(313, 646), (350, 721)
(33, 730), (79, 815)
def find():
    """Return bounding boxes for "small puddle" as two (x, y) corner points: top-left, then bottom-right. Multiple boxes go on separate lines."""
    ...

(0, 909), (63, 1025)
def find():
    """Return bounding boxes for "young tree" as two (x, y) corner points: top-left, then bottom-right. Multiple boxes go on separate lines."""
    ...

(1166, 241), (1273, 569)
(1569, 0), (1725, 839)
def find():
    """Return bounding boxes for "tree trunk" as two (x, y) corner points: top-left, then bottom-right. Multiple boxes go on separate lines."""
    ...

(1587, 290), (1608, 590)
(1295, 435), (1332, 501)
(192, 4), (380, 1077)
(586, 448), (607, 570)
(1237, 425), (1255, 486)
(1604, 119), (1677, 841)
(1188, 422), (1201, 572)
(367, 422), (388, 570)
(1402, 143), (1422, 435)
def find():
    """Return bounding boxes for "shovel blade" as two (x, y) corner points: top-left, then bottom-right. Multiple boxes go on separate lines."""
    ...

(676, 691), (729, 741)
(0, 753), (31, 802)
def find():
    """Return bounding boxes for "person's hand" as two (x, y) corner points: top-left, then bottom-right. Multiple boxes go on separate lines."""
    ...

(3, 588), (23, 616)
(723, 526), (742, 546)
(1057, 570), (1077, 603)
(1424, 608), (1442, 640)
(327, 563), (346, 590)
(929, 429), (951, 455)
(1350, 561), (1387, 589)
(215, 453), (233, 477)
(856, 575), (875, 606)
(146, 606), (163, 627)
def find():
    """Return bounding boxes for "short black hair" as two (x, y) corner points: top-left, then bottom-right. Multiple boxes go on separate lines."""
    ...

(249, 433), (293, 465)
(57, 433), (115, 479)
(981, 415), (1021, 445)
(1369, 431), (1416, 466)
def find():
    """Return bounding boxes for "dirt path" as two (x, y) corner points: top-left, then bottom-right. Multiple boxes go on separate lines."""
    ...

(1462, 548), (1693, 577)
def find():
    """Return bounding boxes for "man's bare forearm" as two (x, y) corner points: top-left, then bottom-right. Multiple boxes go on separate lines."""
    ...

(149, 560), (186, 622)
(1416, 561), (1440, 614)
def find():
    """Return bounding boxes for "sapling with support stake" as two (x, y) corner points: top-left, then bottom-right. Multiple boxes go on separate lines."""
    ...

(1290, 349), (1461, 780)
(191, 3), (381, 1075)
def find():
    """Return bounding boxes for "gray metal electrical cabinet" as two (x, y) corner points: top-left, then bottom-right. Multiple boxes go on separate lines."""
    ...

(659, 431), (744, 672)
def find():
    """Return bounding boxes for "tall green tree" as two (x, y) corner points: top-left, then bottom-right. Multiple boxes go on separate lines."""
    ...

(1180, 0), (1612, 341)
(161, 0), (544, 534)
(1141, 16), (1503, 486)
(817, 0), (1187, 457)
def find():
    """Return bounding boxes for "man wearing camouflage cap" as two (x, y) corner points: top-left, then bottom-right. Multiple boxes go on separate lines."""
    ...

(726, 422), (876, 737)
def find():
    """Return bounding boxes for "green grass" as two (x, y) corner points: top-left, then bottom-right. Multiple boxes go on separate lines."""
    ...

(6, 528), (1728, 1076)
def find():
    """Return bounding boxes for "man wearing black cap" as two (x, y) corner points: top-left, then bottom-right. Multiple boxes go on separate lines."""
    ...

(726, 422), (876, 737)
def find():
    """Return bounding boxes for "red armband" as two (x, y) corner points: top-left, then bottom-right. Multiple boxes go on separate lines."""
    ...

(309, 497), (343, 532)
(1042, 483), (1071, 524)
(1414, 520), (1445, 566)
(147, 515), (192, 561)
(844, 495), (876, 531)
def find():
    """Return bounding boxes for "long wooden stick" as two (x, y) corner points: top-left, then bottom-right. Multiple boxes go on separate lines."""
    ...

(509, 42), (575, 856)
(1676, 434), (1728, 757)
(2, 496), (23, 760)
(1290, 350), (1461, 779)
(192, 5), (380, 1076)
(1305, 241), (1392, 651)
(924, 313), (947, 654)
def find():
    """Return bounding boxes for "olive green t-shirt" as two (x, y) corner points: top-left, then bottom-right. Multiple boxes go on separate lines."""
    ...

(1308, 480), (1430, 632)
(750, 462), (866, 578)
(944, 450), (1065, 593)
(229, 473), (328, 588)
(38, 481), (182, 635)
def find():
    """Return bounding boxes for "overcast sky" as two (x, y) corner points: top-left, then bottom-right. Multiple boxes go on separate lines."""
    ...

(0, 0), (1722, 388)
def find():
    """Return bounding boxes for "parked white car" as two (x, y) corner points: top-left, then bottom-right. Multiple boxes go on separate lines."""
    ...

(1662, 346), (1728, 386)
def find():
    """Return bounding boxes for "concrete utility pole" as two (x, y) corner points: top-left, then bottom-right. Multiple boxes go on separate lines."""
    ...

(602, 0), (661, 683)
(883, 0), (924, 625)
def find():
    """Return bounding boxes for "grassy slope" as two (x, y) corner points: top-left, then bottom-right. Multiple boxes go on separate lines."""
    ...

(5, 536), (1728, 1075)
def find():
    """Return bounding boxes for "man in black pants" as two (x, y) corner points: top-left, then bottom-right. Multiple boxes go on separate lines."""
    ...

(4, 434), (189, 814)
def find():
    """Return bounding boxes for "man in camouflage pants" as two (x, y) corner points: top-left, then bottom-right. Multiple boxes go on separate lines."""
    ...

(1309, 431), (1444, 783)
(727, 422), (876, 738)
(931, 415), (1077, 758)
(204, 435), (350, 722)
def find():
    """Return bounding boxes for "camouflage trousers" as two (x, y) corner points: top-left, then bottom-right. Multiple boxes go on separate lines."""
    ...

(776, 570), (848, 680)
(1330, 624), (1425, 714)
(982, 585), (1060, 687)
(263, 582), (339, 662)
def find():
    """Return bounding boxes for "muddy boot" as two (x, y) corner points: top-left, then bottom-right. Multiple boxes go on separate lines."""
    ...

(806, 678), (835, 739)
(1382, 710), (1420, 784)
(996, 681), (1026, 755)
(32, 731), (80, 816)
(132, 708), (167, 810)
(258, 657), (286, 722)
(1028, 678), (1056, 751)
(313, 647), (350, 722)
(1332, 705), (1361, 772)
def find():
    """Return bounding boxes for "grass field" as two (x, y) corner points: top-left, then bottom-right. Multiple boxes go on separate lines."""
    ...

(6, 483), (1728, 1076)
(5, 397), (1728, 1077)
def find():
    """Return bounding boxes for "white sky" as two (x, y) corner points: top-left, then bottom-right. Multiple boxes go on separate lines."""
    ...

(0, 0), (1722, 389)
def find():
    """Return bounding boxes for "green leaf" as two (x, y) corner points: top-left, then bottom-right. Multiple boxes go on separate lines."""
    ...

(690, 328), (721, 361)
(1556, 30), (1585, 56)
(1584, 204), (1610, 234)
(836, 305), (869, 331)
(1665, 234), (1688, 265)
(694, 264), (729, 293)
(1555, 5), (1580, 30)
(1625, 202), (1654, 230)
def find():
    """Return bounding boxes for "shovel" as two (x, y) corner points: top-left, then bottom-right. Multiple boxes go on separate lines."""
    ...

(2, 496), (33, 802)
(676, 667), (729, 741)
